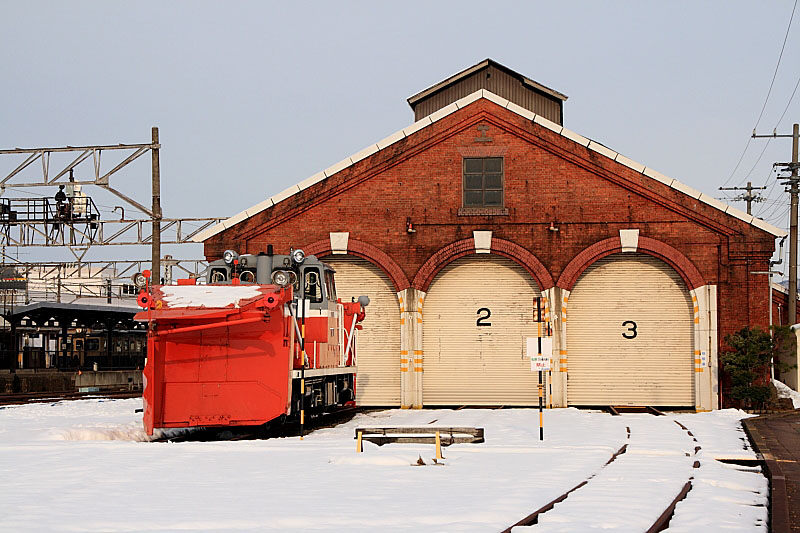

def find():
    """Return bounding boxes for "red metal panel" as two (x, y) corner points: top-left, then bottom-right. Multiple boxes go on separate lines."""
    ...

(136, 286), (293, 435)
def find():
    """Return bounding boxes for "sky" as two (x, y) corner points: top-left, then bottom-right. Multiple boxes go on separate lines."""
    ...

(1, 1), (799, 270)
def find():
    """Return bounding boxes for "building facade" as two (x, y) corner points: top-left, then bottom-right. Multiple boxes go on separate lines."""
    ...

(197, 60), (785, 410)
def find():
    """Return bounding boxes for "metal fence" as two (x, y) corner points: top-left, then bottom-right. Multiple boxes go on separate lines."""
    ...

(0, 348), (145, 372)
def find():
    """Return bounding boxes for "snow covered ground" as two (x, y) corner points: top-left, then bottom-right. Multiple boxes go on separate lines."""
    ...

(774, 378), (800, 408)
(0, 399), (768, 532)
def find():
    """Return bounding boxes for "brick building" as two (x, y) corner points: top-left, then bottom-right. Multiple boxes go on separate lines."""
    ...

(196, 59), (786, 410)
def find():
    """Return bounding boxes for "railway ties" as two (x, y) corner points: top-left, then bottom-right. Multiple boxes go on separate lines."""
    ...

(504, 411), (701, 533)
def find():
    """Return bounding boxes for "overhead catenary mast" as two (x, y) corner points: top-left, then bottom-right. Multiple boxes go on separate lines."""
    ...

(718, 181), (766, 215)
(753, 123), (800, 322)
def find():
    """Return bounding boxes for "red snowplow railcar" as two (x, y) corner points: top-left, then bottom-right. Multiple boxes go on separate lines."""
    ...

(135, 248), (366, 436)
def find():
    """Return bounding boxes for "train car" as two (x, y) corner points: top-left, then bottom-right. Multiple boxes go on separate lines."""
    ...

(134, 247), (367, 435)
(75, 331), (146, 370)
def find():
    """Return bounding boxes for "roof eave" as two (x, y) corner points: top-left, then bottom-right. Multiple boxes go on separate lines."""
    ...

(406, 58), (567, 108)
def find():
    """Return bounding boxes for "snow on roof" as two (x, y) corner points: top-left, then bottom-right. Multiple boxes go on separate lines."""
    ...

(160, 285), (262, 309)
(193, 89), (787, 242)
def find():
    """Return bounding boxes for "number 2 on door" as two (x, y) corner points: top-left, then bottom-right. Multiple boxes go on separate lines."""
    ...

(477, 308), (492, 327)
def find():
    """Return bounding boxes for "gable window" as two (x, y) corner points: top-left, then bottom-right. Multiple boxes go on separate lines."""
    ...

(463, 157), (503, 207)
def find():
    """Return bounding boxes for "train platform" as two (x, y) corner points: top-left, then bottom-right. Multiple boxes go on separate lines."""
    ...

(744, 411), (800, 532)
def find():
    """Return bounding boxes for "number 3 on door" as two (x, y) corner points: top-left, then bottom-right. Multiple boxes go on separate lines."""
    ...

(621, 320), (637, 339)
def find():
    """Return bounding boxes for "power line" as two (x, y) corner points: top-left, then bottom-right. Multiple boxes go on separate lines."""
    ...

(775, 73), (800, 128)
(741, 137), (773, 182)
(719, 181), (767, 214)
(721, 0), (798, 187)
(754, 0), (797, 130)
(754, 167), (780, 216)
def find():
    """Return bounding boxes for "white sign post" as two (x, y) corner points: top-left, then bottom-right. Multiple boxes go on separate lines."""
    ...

(527, 337), (552, 371)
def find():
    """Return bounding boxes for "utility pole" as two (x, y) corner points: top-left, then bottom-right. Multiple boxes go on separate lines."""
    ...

(719, 181), (766, 214)
(754, 124), (800, 323)
(151, 127), (162, 284)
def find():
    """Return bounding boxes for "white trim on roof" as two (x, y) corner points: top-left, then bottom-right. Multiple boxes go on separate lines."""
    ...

(193, 89), (787, 242)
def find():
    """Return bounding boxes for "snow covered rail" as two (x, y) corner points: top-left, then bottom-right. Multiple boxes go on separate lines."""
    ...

(506, 417), (705, 532)
(501, 427), (631, 532)
(642, 420), (702, 532)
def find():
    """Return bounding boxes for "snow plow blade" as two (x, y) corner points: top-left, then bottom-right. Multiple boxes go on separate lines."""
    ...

(135, 285), (293, 435)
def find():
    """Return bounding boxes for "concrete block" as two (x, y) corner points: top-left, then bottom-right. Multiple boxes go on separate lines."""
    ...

(297, 172), (326, 191)
(349, 144), (380, 165)
(751, 215), (787, 236)
(561, 127), (590, 147)
(330, 232), (349, 254)
(587, 141), (617, 160)
(620, 229), (639, 252)
(642, 167), (674, 186)
(534, 114), (563, 134)
(481, 89), (510, 109)
(428, 102), (459, 123)
(376, 130), (406, 150)
(725, 206), (754, 225)
(615, 154), (646, 174)
(698, 193), (732, 214)
(270, 185), (301, 206)
(402, 116), (432, 137)
(669, 179), (703, 199)
(505, 101), (536, 121)
(454, 90), (482, 109)
(192, 226), (220, 243)
(221, 210), (249, 230)
(323, 157), (354, 178)
(245, 199), (273, 217)
(473, 230), (492, 253)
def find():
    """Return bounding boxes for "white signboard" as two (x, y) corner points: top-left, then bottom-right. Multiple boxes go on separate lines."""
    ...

(526, 337), (552, 371)
(531, 355), (551, 371)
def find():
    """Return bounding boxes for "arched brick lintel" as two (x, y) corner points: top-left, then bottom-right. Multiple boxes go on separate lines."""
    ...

(412, 237), (555, 292)
(304, 238), (410, 292)
(556, 236), (705, 291)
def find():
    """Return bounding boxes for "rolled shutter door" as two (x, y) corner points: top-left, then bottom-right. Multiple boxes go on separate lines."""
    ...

(422, 255), (544, 405)
(566, 253), (695, 406)
(322, 256), (401, 406)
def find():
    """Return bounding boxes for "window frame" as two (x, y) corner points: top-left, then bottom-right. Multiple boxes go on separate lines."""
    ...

(462, 157), (504, 208)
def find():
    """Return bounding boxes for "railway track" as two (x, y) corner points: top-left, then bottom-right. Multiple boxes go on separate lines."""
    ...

(0, 389), (142, 407)
(502, 409), (701, 532)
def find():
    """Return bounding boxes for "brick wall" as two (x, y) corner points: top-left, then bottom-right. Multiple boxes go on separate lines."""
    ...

(205, 98), (777, 399)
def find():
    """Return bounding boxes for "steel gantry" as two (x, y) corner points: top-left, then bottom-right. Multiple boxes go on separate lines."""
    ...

(0, 129), (226, 305)
(0, 134), (223, 260)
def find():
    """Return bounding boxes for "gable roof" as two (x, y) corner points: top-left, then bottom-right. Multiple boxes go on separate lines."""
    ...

(193, 89), (786, 242)
(406, 58), (568, 107)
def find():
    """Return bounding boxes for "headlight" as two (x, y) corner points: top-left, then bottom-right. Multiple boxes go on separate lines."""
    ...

(132, 272), (147, 289)
(223, 249), (239, 265)
(291, 249), (305, 264)
(271, 270), (290, 286)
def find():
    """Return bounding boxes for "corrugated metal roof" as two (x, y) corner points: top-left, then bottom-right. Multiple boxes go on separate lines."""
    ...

(193, 89), (787, 242)
(406, 59), (568, 106)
